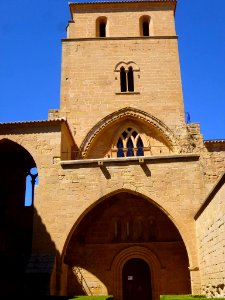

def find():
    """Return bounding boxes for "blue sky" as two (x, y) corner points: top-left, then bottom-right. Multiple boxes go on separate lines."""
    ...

(0, 0), (224, 140)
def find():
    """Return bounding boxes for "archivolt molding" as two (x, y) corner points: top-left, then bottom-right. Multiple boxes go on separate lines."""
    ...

(79, 107), (180, 158)
(114, 61), (140, 72)
(111, 245), (162, 300)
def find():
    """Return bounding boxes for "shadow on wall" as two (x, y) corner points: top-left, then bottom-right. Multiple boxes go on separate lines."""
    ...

(0, 139), (59, 296)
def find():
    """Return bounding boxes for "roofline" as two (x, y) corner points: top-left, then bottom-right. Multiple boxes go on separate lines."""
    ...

(204, 139), (225, 144)
(0, 118), (67, 127)
(194, 171), (225, 220)
(0, 118), (77, 148)
(69, 0), (177, 18)
(69, 0), (176, 3)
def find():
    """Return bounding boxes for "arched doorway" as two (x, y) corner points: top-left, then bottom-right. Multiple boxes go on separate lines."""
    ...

(63, 192), (191, 298)
(122, 258), (152, 300)
(0, 139), (37, 295)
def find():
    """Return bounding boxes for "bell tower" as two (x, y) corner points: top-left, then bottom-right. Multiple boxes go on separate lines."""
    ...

(59, 0), (185, 147)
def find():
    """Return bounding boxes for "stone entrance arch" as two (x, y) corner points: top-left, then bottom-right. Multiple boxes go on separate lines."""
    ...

(111, 246), (161, 300)
(63, 191), (191, 298)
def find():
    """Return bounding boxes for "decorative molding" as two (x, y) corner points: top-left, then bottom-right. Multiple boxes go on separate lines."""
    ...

(79, 107), (180, 158)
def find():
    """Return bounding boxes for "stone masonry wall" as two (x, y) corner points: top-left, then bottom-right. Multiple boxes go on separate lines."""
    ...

(68, 6), (176, 38)
(60, 38), (185, 146)
(195, 173), (225, 298)
(32, 155), (204, 266)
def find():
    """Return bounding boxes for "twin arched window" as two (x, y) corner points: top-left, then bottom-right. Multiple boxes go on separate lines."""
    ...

(120, 67), (134, 92)
(116, 127), (144, 157)
(115, 62), (139, 94)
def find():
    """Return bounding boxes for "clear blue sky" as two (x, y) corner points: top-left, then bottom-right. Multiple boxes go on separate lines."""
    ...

(0, 0), (224, 140)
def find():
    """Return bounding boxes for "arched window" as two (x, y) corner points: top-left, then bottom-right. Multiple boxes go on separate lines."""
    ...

(127, 137), (134, 156)
(25, 167), (38, 207)
(127, 67), (134, 92)
(120, 66), (134, 92)
(96, 17), (107, 37)
(137, 136), (144, 156)
(115, 62), (140, 94)
(117, 137), (124, 157)
(143, 21), (149, 36)
(140, 16), (150, 37)
(116, 128), (144, 157)
(120, 67), (127, 92)
(99, 22), (106, 37)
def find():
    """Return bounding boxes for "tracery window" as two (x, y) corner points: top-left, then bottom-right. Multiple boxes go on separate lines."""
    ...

(116, 127), (144, 157)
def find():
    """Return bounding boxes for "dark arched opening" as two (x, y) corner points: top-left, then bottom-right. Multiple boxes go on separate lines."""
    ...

(96, 17), (107, 38)
(117, 137), (124, 157)
(63, 192), (191, 297)
(127, 67), (134, 92)
(120, 67), (127, 92)
(143, 21), (150, 36)
(0, 139), (36, 294)
(99, 22), (106, 37)
(137, 136), (144, 156)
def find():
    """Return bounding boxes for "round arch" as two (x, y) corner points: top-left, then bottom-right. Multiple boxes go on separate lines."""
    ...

(111, 245), (162, 300)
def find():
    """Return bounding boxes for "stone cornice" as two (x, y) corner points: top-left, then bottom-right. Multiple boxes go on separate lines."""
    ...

(61, 153), (199, 167)
(62, 36), (178, 43)
(69, 0), (177, 17)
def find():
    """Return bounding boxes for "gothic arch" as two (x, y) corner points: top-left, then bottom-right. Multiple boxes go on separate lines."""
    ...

(112, 121), (149, 157)
(0, 138), (36, 167)
(79, 107), (181, 158)
(0, 138), (37, 293)
(61, 187), (192, 268)
(61, 188), (192, 297)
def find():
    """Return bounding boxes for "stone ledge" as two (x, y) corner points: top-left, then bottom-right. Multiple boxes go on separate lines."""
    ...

(61, 153), (199, 167)
(62, 36), (178, 42)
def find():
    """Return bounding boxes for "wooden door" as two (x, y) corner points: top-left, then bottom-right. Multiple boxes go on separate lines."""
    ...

(122, 258), (152, 300)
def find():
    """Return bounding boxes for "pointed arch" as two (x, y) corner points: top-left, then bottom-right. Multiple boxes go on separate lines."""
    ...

(61, 187), (192, 264)
(79, 107), (180, 158)
(60, 188), (192, 297)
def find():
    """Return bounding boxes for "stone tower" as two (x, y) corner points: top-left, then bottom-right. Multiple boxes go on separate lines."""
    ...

(0, 0), (225, 299)
(58, 0), (186, 157)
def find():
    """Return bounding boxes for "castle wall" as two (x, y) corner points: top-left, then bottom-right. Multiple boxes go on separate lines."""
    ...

(195, 173), (225, 298)
(202, 142), (225, 192)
